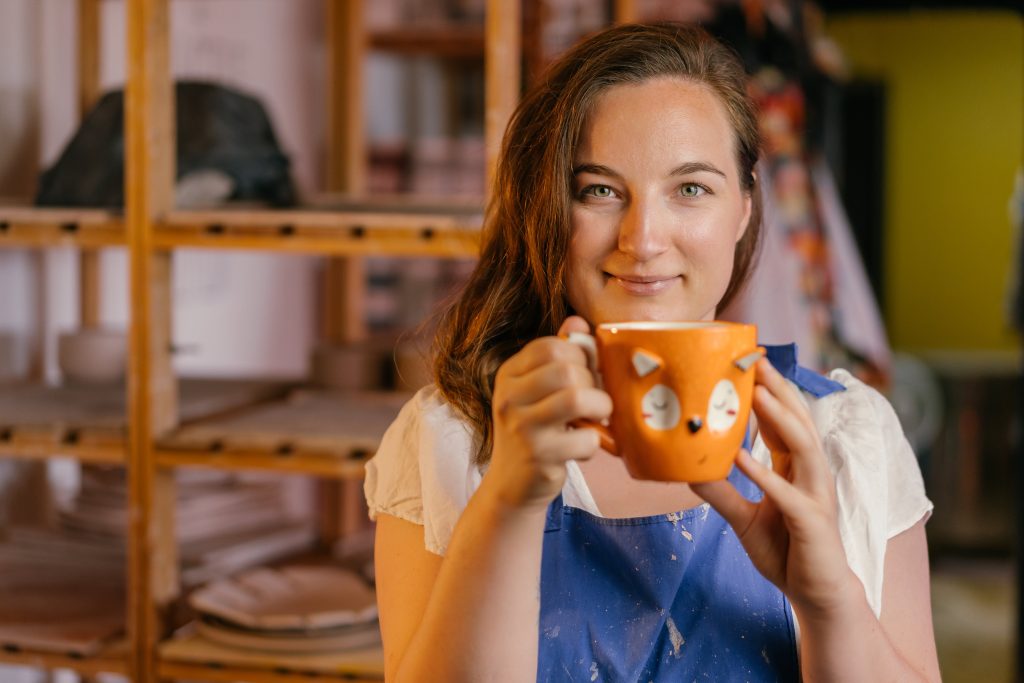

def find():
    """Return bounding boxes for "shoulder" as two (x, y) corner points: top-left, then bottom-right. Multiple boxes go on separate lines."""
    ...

(363, 385), (481, 556)
(371, 384), (473, 455)
(803, 368), (905, 453)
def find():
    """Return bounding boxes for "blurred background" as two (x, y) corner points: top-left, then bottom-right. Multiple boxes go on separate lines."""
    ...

(0, 1), (1020, 681)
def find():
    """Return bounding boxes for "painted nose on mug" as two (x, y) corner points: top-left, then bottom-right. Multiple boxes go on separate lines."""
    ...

(566, 321), (763, 483)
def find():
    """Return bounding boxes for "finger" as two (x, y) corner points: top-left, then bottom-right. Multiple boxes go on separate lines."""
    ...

(755, 359), (816, 433)
(498, 361), (596, 410)
(752, 384), (821, 474)
(522, 386), (612, 427)
(557, 315), (591, 337)
(499, 336), (589, 380)
(546, 427), (602, 463)
(734, 449), (809, 520)
(691, 475), (758, 537)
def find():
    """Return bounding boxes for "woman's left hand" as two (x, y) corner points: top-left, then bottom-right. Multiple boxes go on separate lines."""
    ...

(691, 358), (859, 619)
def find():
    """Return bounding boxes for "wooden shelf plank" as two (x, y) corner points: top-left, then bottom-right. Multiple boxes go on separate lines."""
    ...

(159, 631), (383, 682)
(370, 25), (484, 59)
(0, 379), (291, 465)
(0, 639), (130, 677)
(0, 206), (126, 248)
(0, 433), (126, 465)
(155, 207), (482, 257)
(155, 447), (368, 479)
(155, 389), (409, 478)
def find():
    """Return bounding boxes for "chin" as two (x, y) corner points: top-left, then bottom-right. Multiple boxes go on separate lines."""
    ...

(591, 303), (702, 325)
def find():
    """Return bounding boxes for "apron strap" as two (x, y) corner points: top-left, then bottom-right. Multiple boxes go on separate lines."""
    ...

(545, 493), (564, 532)
(764, 343), (846, 398)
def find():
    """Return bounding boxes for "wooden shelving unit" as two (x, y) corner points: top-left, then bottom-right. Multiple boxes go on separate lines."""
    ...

(154, 205), (482, 257)
(0, 639), (131, 678)
(0, 206), (126, 248)
(370, 25), (485, 59)
(0, 0), (522, 681)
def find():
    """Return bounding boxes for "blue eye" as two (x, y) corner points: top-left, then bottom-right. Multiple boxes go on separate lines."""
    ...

(581, 184), (617, 199)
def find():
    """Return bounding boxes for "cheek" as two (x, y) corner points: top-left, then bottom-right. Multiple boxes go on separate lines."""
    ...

(683, 222), (739, 273)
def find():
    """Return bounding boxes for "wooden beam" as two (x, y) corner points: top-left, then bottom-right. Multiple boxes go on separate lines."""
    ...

(614, 0), (639, 24)
(324, 1), (367, 344)
(78, 0), (102, 117)
(325, 0), (366, 194)
(125, 0), (178, 680)
(28, 250), (46, 382)
(485, 0), (520, 194)
(80, 251), (102, 327)
(79, 0), (103, 329)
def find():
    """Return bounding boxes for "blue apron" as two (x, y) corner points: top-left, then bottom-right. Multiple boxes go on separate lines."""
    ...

(538, 344), (845, 682)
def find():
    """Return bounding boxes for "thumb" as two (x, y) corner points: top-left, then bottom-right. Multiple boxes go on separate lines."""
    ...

(557, 315), (591, 337)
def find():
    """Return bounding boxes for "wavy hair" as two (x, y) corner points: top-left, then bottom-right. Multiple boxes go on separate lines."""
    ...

(433, 23), (763, 465)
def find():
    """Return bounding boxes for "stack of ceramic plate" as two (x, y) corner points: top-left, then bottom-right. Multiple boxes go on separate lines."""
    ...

(55, 468), (316, 586)
(188, 565), (380, 653)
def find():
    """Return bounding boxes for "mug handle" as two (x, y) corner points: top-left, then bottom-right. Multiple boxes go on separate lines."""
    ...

(563, 332), (618, 455)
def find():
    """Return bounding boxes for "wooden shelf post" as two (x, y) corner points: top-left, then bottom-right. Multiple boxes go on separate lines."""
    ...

(614, 0), (639, 24)
(79, 0), (103, 329)
(321, 0), (369, 547)
(126, 0), (179, 680)
(485, 0), (521, 194)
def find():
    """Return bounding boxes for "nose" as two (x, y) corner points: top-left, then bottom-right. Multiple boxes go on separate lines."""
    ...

(618, 197), (670, 261)
(687, 417), (703, 434)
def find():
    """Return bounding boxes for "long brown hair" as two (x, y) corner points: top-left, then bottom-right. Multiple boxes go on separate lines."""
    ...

(434, 23), (763, 465)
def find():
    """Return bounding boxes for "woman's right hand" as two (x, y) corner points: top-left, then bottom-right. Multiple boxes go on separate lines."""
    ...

(483, 315), (612, 513)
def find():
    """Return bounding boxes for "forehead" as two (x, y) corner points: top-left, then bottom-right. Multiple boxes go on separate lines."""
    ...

(575, 76), (738, 173)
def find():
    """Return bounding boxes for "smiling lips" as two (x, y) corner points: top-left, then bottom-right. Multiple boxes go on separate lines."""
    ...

(609, 273), (680, 295)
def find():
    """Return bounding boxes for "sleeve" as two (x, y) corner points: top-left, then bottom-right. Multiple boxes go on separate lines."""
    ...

(363, 386), (481, 557)
(868, 383), (934, 538)
(363, 391), (426, 527)
(814, 369), (933, 617)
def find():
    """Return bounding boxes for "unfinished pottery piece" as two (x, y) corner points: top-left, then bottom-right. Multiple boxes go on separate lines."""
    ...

(189, 565), (378, 631)
(57, 328), (127, 385)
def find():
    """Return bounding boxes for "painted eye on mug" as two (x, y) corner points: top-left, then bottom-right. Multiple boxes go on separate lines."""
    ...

(640, 384), (681, 431)
(706, 379), (740, 433)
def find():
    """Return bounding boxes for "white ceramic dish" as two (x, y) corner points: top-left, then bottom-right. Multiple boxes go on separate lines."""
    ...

(196, 616), (381, 653)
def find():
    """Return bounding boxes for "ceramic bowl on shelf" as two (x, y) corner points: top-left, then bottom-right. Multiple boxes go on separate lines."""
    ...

(57, 328), (127, 385)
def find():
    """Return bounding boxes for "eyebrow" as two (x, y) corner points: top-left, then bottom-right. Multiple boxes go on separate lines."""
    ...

(669, 161), (727, 179)
(572, 161), (728, 180)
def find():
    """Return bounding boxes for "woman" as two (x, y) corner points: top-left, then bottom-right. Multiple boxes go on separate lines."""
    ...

(366, 23), (939, 682)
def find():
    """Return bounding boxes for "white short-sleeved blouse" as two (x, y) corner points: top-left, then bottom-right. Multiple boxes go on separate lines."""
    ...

(363, 368), (933, 618)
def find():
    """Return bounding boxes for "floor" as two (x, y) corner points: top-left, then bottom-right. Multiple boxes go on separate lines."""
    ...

(932, 557), (1015, 683)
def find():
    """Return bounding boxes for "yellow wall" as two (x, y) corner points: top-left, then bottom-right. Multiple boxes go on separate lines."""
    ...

(827, 11), (1022, 354)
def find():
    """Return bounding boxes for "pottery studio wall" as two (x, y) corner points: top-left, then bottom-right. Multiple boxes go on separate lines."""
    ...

(827, 9), (1023, 360)
(0, 0), (458, 382)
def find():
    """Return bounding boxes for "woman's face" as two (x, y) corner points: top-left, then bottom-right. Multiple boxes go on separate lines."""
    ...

(566, 76), (752, 325)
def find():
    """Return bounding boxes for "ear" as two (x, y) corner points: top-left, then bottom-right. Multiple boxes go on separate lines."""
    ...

(735, 172), (755, 244)
(734, 349), (765, 372)
(631, 349), (663, 378)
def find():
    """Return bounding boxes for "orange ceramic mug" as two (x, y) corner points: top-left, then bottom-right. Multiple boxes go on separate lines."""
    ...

(567, 321), (763, 483)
